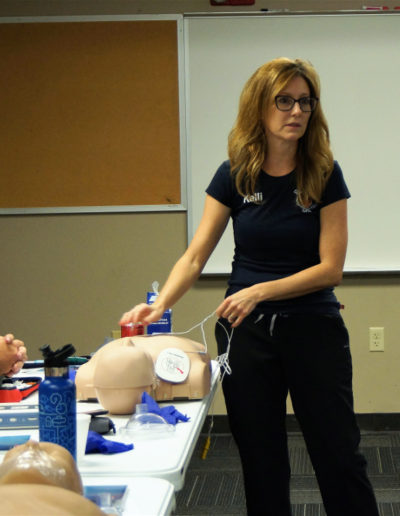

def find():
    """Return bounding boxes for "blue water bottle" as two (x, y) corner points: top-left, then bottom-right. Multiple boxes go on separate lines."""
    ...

(39, 344), (77, 460)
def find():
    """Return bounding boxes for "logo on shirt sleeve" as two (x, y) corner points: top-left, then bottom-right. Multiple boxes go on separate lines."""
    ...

(293, 189), (317, 213)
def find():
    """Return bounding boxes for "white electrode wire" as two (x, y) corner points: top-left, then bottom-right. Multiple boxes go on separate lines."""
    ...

(215, 319), (234, 381)
(163, 310), (234, 378)
(139, 310), (217, 355)
(164, 310), (217, 355)
(202, 319), (234, 460)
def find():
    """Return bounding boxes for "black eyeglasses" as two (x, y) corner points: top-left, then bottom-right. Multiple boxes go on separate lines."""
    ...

(275, 95), (318, 113)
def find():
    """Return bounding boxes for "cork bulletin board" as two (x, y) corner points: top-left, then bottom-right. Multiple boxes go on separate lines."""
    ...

(0, 16), (184, 213)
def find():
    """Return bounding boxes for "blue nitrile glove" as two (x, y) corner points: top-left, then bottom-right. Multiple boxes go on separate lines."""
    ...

(85, 430), (134, 454)
(141, 391), (190, 425)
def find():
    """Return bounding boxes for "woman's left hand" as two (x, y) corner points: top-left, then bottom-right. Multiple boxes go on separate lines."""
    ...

(216, 286), (260, 327)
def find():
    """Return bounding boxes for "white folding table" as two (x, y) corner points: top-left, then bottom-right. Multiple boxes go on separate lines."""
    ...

(0, 361), (220, 495)
(77, 360), (220, 489)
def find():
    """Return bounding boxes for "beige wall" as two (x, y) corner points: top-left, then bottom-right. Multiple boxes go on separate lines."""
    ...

(1, 0), (399, 415)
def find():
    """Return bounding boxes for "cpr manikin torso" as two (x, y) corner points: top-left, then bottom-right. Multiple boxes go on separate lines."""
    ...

(75, 335), (211, 414)
(0, 440), (104, 515)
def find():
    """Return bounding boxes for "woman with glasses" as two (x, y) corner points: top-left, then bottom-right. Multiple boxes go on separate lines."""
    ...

(120, 57), (379, 515)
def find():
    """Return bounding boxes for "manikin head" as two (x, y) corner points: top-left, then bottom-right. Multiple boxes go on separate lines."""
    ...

(0, 440), (104, 515)
(0, 440), (83, 493)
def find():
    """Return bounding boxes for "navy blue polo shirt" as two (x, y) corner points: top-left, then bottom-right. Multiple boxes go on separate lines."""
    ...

(206, 160), (350, 314)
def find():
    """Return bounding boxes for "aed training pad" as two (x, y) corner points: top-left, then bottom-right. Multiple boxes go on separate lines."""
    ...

(154, 348), (191, 383)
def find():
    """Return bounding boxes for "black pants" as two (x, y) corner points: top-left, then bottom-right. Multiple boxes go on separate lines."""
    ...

(215, 312), (379, 516)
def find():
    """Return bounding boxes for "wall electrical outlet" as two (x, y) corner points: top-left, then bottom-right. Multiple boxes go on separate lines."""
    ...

(369, 327), (384, 352)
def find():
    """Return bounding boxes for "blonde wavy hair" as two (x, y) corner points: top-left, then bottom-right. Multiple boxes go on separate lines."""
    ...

(228, 57), (334, 205)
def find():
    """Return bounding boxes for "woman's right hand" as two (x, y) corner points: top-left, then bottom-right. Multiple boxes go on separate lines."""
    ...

(119, 303), (165, 327)
(119, 197), (231, 330)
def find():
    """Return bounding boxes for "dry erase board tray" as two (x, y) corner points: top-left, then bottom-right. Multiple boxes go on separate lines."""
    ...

(0, 403), (39, 430)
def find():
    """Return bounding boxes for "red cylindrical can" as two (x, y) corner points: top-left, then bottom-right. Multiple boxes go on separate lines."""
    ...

(121, 322), (145, 337)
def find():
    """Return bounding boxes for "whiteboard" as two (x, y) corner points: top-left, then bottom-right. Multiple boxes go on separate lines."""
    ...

(184, 13), (400, 273)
